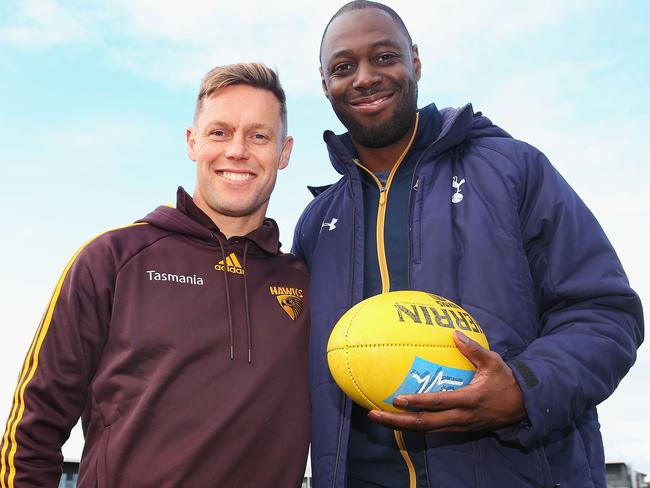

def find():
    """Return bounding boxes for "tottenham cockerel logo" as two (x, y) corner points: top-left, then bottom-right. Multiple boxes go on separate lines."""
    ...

(269, 286), (304, 321)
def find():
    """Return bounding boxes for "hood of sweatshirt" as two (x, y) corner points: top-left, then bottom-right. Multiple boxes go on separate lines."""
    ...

(139, 187), (282, 256)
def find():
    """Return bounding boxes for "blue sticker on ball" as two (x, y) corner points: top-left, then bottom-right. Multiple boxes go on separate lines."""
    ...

(384, 356), (475, 406)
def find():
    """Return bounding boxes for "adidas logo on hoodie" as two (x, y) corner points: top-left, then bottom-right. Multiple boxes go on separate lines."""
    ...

(214, 253), (245, 275)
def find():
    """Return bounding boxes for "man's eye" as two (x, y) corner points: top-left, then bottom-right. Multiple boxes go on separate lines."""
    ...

(332, 63), (353, 74)
(211, 129), (227, 138)
(251, 133), (269, 143)
(377, 53), (398, 63)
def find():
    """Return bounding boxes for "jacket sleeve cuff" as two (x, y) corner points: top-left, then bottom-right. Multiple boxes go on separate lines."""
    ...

(494, 359), (557, 446)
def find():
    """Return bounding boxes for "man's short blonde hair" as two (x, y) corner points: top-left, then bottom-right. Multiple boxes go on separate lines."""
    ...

(194, 62), (288, 138)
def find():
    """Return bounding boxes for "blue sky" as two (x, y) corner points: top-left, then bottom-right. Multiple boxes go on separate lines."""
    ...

(1, 0), (649, 474)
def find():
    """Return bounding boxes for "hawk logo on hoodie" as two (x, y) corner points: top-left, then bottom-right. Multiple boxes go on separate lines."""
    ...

(269, 286), (304, 321)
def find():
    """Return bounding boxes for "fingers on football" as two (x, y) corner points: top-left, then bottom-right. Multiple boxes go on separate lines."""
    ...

(369, 409), (479, 432)
(453, 331), (495, 368)
(394, 389), (477, 412)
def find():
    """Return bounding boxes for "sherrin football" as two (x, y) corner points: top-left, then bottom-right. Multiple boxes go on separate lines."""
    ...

(327, 290), (489, 412)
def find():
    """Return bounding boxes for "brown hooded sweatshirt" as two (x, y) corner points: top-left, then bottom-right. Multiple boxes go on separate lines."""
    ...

(0, 188), (310, 487)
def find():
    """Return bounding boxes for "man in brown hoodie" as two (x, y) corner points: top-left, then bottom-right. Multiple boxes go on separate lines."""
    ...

(0, 63), (310, 487)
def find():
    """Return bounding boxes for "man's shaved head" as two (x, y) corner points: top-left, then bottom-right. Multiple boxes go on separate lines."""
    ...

(319, 1), (413, 63)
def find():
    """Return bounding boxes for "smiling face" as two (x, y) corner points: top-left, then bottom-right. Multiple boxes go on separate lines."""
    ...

(186, 84), (292, 229)
(320, 7), (421, 149)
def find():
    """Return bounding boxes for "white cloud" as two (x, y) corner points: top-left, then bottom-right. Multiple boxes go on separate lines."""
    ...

(0, 0), (96, 46)
(1, 0), (601, 94)
(405, 0), (594, 61)
(99, 0), (333, 92)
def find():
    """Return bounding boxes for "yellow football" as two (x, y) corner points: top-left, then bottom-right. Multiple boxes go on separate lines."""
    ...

(327, 290), (489, 412)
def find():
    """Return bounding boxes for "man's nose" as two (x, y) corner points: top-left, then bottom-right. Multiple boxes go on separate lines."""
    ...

(225, 133), (249, 160)
(352, 62), (381, 91)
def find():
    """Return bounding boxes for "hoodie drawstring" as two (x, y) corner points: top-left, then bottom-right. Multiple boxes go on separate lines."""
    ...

(216, 236), (235, 361)
(214, 234), (253, 364)
(242, 241), (252, 364)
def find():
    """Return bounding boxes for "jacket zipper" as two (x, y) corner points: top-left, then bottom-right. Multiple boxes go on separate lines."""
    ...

(354, 113), (420, 488)
(403, 117), (472, 487)
(405, 154), (433, 488)
(354, 112), (420, 294)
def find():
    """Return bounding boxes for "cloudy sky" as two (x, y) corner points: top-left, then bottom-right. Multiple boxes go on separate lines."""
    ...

(1, 0), (649, 474)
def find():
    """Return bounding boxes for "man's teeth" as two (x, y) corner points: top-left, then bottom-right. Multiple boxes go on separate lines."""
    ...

(220, 171), (253, 181)
(359, 97), (387, 106)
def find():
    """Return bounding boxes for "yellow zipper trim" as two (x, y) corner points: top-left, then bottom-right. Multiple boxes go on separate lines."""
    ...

(354, 112), (420, 293)
(355, 113), (420, 488)
(0, 222), (148, 488)
(394, 430), (417, 487)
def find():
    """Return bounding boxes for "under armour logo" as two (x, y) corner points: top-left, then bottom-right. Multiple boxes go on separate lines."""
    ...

(451, 176), (465, 204)
(321, 218), (338, 231)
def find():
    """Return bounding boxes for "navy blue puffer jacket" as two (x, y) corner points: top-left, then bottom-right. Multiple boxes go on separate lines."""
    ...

(293, 103), (643, 488)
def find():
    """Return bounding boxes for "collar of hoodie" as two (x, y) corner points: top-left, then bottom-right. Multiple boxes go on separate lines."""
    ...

(175, 186), (282, 255)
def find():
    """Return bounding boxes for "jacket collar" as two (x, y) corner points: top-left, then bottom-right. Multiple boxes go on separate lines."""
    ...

(323, 103), (475, 175)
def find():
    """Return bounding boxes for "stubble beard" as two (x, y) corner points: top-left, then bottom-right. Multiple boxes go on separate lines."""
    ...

(333, 82), (418, 149)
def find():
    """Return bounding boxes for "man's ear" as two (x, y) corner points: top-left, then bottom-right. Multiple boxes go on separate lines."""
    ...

(412, 44), (422, 81)
(278, 136), (294, 170)
(320, 66), (330, 99)
(186, 127), (197, 161)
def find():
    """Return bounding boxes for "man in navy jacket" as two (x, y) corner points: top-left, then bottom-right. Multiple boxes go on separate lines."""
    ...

(292, 1), (644, 487)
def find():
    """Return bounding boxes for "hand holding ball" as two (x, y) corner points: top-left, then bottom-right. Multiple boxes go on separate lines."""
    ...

(327, 291), (489, 412)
